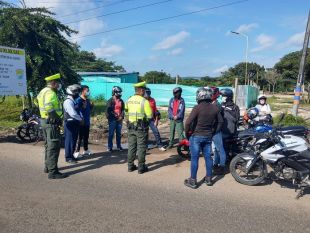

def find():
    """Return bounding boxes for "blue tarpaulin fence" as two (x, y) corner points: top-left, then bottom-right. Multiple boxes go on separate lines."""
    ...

(81, 80), (233, 107)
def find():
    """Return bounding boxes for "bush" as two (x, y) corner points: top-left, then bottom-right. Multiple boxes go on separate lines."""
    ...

(273, 113), (308, 126)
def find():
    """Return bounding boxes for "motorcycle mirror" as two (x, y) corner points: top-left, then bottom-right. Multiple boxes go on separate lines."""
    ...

(279, 112), (285, 122)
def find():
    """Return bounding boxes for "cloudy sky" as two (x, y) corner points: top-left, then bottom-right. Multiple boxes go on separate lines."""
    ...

(8, 0), (310, 77)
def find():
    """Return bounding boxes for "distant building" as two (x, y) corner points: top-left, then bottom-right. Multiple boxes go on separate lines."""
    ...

(78, 72), (139, 83)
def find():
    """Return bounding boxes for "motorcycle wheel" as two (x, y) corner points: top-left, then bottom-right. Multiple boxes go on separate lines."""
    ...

(177, 145), (190, 159)
(17, 124), (38, 143)
(229, 155), (266, 186)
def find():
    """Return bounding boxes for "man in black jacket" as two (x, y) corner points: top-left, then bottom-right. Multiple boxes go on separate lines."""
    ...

(105, 86), (125, 152)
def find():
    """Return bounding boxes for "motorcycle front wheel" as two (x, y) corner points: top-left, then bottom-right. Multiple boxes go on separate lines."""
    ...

(229, 155), (266, 186)
(17, 123), (38, 143)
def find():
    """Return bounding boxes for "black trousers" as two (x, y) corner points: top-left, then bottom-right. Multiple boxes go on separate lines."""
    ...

(76, 125), (90, 152)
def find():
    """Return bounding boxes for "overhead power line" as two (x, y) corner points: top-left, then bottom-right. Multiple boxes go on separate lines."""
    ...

(65, 0), (173, 24)
(58, 0), (142, 18)
(71, 0), (250, 40)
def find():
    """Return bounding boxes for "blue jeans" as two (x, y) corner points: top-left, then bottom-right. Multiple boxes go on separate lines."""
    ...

(189, 135), (213, 179)
(64, 120), (79, 161)
(108, 120), (122, 149)
(149, 120), (163, 147)
(212, 131), (226, 167)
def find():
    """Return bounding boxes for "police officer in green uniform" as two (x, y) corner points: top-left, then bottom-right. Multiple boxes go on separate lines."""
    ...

(126, 81), (153, 174)
(37, 73), (67, 179)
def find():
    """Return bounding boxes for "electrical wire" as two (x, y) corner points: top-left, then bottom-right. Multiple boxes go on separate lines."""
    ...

(64, 0), (173, 24)
(71, 0), (250, 39)
(58, 0), (142, 18)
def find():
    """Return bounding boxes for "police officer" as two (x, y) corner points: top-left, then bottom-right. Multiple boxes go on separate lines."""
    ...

(63, 84), (84, 164)
(37, 73), (67, 179)
(126, 81), (152, 174)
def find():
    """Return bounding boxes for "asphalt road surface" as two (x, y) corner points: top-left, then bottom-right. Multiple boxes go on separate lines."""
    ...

(0, 142), (309, 233)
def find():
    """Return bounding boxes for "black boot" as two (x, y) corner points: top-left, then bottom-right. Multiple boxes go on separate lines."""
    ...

(128, 164), (138, 172)
(213, 166), (225, 175)
(184, 178), (198, 189)
(48, 172), (68, 179)
(204, 176), (213, 186)
(138, 165), (148, 174)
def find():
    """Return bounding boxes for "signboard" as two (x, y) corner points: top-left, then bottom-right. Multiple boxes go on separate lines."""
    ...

(0, 45), (27, 95)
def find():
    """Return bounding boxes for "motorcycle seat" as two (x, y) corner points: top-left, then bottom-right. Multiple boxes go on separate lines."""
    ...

(279, 126), (306, 134)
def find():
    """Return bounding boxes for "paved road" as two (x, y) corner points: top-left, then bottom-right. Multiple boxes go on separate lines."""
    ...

(0, 142), (309, 233)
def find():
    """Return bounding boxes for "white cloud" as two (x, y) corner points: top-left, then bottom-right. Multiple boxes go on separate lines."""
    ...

(93, 41), (123, 58)
(213, 65), (228, 74)
(235, 23), (258, 34)
(168, 48), (183, 56)
(251, 34), (276, 52)
(153, 31), (190, 50)
(72, 18), (105, 43)
(280, 32), (305, 48)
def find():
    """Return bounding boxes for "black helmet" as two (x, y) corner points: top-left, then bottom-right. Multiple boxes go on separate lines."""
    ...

(173, 87), (182, 94)
(112, 86), (122, 97)
(66, 84), (81, 96)
(145, 87), (151, 96)
(196, 87), (213, 103)
(220, 88), (233, 99)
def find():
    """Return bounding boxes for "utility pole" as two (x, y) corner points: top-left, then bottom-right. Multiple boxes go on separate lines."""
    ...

(292, 10), (310, 116)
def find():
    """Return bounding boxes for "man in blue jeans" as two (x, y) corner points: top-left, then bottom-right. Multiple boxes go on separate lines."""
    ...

(184, 87), (223, 189)
(211, 87), (226, 175)
(144, 88), (166, 151)
(105, 86), (125, 152)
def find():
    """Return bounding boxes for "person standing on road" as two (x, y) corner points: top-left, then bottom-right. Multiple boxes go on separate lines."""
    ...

(167, 87), (185, 149)
(211, 87), (227, 175)
(37, 73), (67, 179)
(125, 81), (152, 174)
(184, 87), (223, 189)
(144, 87), (166, 152)
(74, 85), (93, 158)
(106, 86), (125, 152)
(220, 88), (240, 140)
(63, 84), (84, 164)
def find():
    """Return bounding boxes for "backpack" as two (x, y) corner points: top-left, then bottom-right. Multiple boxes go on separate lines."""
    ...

(222, 103), (239, 136)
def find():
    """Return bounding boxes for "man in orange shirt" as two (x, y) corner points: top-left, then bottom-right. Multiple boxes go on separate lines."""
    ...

(145, 88), (166, 151)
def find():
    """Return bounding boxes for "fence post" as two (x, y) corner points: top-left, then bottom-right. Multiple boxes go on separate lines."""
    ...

(234, 77), (239, 103)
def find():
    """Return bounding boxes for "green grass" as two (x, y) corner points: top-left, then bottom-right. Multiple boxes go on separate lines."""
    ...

(0, 96), (24, 129)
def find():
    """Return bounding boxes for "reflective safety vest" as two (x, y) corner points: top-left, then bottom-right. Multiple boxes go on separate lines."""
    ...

(125, 95), (152, 123)
(37, 87), (62, 119)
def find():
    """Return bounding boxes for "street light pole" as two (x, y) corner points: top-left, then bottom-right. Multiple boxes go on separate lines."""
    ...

(231, 31), (249, 85)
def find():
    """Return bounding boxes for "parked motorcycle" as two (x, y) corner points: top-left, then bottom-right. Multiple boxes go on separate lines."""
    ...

(229, 128), (310, 199)
(17, 109), (43, 143)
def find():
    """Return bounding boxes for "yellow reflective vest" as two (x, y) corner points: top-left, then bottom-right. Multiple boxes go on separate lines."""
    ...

(37, 87), (62, 119)
(125, 95), (152, 123)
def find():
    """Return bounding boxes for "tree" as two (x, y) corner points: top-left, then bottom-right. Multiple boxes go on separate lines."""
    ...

(274, 49), (310, 91)
(0, 1), (80, 103)
(264, 69), (282, 94)
(142, 71), (174, 84)
(72, 48), (125, 72)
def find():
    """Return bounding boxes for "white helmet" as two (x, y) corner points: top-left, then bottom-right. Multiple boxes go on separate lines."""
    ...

(66, 84), (81, 96)
(257, 95), (267, 102)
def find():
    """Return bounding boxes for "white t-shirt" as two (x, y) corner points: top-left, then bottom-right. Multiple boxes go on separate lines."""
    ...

(255, 104), (271, 116)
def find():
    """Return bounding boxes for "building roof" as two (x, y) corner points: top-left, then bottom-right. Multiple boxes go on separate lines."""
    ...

(78, 72), (139, 76)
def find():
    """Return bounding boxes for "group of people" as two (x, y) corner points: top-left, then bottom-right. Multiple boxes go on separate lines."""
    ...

(37, 73), (271, 183)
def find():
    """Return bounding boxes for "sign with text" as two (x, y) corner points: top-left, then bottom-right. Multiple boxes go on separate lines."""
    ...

(0, 46), (27, 95)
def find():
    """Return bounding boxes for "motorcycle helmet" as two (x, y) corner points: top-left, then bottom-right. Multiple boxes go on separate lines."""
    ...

(173, 87), (182, 94)
(145, 87), (151, 97)
(220, 88), (234, 99)
(196, 87), (213, 103)
(112, 86), (122, 97)
(210, 86), (220, 101)
(66, 84), (81, 97)
(247, 107), (259, 120)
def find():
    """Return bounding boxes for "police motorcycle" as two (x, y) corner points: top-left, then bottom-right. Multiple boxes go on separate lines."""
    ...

(17, 108), (43, 143)
(229, 121), (310, 199)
